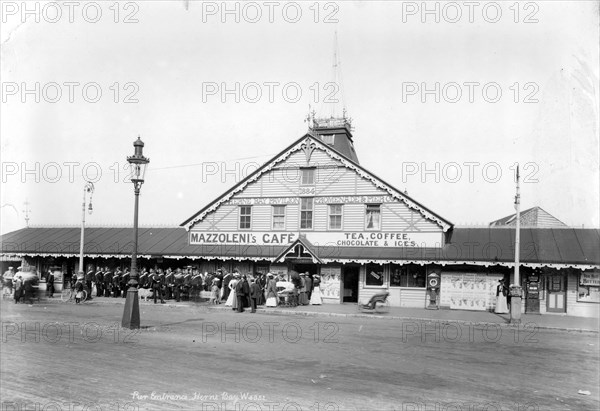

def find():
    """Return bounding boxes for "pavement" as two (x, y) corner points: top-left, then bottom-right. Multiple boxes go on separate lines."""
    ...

(2, 297), (600, 410)
(30, 293), (600, 333)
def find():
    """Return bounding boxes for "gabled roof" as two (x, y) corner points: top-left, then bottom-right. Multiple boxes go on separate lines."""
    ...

(180, 133), (453, 231)
(490, 206), (567, 228)
(273, 235), (323, 264)
(2, 227), (598, 269)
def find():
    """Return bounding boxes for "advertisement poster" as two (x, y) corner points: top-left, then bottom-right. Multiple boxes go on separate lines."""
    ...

(441, 273), (503, 311)
(320, 266), (341, 301)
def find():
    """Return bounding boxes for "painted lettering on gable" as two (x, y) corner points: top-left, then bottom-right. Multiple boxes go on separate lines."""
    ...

(190, 231), (299, 246)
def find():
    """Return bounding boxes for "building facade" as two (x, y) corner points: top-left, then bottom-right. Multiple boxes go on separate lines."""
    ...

(1, 117), (599, 317)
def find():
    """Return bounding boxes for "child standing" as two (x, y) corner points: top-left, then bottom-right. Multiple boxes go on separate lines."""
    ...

(210, 278), (220, 304)
(75, 280), (84, 304)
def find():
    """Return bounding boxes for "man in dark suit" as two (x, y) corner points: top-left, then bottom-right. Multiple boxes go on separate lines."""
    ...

(173, 269), (184, 302)
(95, 268), (104, 297)
(165, 269), (174, 300)
(103, 267), (113, 297)
(152, 270), (166, 304)
(249, 278), (261, 313)
(121, 269), (130, 298)
(304, 272), (313, 301)
(85, 268), (94, 300)
(235, 275), (250, 313)
(112, 270), (121, 297)
(46, 270), (55, 298)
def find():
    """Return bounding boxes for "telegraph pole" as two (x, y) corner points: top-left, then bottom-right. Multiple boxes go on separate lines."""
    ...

(510, 165), (522, 324)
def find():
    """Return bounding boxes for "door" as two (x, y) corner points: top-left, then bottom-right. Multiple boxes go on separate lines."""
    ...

(546, 274), (566, 313)
(342, 266), (359, 303)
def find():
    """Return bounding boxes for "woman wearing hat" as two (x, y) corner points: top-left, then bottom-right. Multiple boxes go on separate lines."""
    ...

(495, 279), (509, 314)
(225, 273), (240, 309)
(265, 273), (278, 307)
(310, 275), (322, 305)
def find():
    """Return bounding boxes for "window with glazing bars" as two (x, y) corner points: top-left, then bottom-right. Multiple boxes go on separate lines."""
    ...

(239, 206), (252, 229)
(300, 198), (313, 229)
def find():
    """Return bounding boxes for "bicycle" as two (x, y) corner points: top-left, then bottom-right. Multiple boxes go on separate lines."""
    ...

(61, 288), (88, 303)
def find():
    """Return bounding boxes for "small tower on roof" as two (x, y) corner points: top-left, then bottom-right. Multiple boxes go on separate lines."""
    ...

(307, 30), (359, 164)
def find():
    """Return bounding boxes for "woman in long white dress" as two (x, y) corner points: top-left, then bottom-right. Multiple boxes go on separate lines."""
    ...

(310, 275), (322, 305)
(225, 276), (239, 308)
(495, 279), (509, 314)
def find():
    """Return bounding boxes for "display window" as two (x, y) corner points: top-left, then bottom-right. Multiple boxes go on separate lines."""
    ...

(389, 264), (426, 288)
(365, 263), (384, 287)
(577, 271), (600, 303)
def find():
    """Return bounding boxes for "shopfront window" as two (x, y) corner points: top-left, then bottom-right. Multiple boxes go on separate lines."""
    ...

(577, 270), (600, 303)
(390, 264), (426, 288)
(365, 263), (384, 287)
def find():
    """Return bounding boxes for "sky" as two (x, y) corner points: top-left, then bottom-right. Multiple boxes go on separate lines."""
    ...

(1, 0), (599, 234)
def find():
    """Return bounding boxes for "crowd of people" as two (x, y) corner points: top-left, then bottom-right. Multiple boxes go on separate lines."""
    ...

(2, 265), (325, 309)
(214, 270), (323, 312)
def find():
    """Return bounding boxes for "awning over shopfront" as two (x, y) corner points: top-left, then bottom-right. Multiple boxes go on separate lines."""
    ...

(1, 226), (599, 269)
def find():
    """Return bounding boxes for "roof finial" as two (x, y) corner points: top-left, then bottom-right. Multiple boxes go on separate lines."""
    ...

(23, 199), (31, 227)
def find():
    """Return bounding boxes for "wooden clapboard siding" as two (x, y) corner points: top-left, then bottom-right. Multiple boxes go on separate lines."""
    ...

(382, 203), (440, 231)
(252, 205), (272, 231)
(286, 204), (299, 230)
(193, 205), (240, 231)
(313, 203), (329, 231)
(189, 140), (446, 234)
(399, 288), (427, 308)
(340, 203), (365, 231)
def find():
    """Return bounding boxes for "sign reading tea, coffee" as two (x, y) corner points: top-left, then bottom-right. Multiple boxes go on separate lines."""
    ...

(189, 231), (443, 248)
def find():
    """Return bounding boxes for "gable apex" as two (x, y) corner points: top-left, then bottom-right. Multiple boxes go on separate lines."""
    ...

(181, 133), (453, 232)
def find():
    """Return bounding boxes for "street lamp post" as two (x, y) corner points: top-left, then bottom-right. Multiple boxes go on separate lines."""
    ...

(122, 136), (149, 329)
(78, 182), (94, 282)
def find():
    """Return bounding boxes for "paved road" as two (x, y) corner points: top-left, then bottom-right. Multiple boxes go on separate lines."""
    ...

(1, 300), (598, 411)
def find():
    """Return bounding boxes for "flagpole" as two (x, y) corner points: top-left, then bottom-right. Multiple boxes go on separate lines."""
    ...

(510, 164), (522, 324)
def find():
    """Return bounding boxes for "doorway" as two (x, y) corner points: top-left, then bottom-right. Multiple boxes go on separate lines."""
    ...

(342, 266), (359, 303)
(293, 264), (318, 278)
(546, 273), (566, 313)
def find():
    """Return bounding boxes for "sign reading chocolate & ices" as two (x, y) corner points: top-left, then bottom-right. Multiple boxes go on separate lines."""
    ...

(189, 231), (443, 248)
(307, 232), (443, 248)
